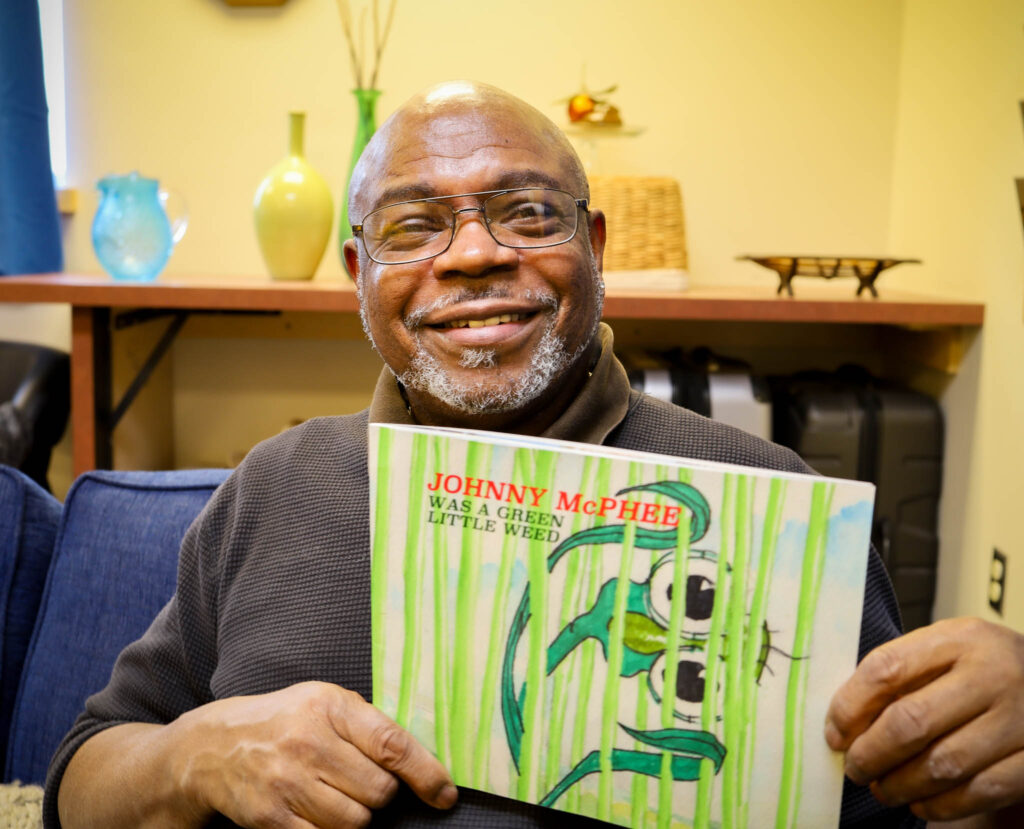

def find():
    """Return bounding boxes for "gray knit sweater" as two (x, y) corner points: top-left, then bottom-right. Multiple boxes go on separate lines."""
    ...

(44, 392), (916, 828)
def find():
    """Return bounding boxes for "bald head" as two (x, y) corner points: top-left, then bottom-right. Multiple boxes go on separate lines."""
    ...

(347, 81), (588, 223)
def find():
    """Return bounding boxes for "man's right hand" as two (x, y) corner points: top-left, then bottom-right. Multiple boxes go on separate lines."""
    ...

(59, 681), (457, 828)
(175, 681), (457, 826)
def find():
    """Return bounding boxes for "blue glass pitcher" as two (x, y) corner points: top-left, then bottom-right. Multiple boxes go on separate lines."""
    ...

(92, 172), (188, 281)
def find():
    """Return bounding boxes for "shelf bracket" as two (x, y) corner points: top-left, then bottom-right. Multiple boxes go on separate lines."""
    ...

(881, 325), (974, 375)
(109, 311), (190, 430)
(107, 308), (284, 431)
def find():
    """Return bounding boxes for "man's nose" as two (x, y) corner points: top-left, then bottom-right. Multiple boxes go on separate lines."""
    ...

(431, 208), (517, 277)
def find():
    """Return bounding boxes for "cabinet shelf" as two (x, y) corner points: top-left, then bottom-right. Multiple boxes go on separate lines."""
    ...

(0, 272), (984, 475)
(0, 272), (985, 327)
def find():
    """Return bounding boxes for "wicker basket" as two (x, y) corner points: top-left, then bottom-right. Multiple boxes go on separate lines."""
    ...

(587, 176), (688, 272)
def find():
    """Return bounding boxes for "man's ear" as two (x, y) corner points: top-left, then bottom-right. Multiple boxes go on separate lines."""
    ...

(342, 238), (361, 285)
(587, 209), (607, 273)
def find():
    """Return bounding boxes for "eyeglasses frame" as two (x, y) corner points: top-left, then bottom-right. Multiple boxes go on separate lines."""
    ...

(350, 187), (590, 265)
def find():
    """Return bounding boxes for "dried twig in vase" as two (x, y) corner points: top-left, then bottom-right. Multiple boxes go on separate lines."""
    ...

(335, 0), (397, 90)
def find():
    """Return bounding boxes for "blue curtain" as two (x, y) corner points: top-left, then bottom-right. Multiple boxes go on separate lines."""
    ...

(0, 0), (63, 276)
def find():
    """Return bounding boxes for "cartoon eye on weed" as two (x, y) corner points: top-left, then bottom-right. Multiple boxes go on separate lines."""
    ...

(500, 480), (785, 808)
(640, 552), (782, 724)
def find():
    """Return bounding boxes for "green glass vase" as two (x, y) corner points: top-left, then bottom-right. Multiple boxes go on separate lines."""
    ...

(339, 88), (381, 260)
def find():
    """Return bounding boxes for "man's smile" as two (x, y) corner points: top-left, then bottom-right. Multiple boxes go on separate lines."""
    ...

(422, 312), (539, 348)
(414, 297), (553, 349)
(433, 312), (528, 329)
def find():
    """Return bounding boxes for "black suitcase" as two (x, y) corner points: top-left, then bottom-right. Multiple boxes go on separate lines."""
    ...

(771, 368), (943, 631)
(623, 347), (773, 442)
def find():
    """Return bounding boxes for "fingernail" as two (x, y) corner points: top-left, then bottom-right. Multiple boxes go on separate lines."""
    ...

(436, 783), (458, 809)
(824, 718), (842, 749)
(844, 759), (866, 786)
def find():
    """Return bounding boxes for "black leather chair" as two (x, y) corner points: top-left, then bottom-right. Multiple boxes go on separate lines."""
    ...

(0, 342), (70, 491)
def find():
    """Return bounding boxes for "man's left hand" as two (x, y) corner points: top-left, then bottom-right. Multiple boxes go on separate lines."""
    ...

(825, 617), (1024, 822)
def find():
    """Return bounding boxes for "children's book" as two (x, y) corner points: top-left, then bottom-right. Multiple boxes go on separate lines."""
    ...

(369, 423), (874, 828)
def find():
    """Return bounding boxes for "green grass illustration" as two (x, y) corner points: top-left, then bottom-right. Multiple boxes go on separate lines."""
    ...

(450, 441), (491, 782)
(568, 458), (612, 812)
(657, 467), (693, 829)
(545, 456), (597, 796)
(776, 481), (835, 829)
(370, 427), (393, 697)
(518, 449), (557, 802)
(739, 478), (787, 828)
(431, 437), (451, 768)
(598, 462), (642, 820)
(474, 447), (533, 789)
(396, 432), (428, 726)
(721, 475), (753, 826)
(693, 473), (735, 828)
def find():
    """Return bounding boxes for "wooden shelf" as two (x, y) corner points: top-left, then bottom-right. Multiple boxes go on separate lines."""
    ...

(0, 272), (985, 475)
(0, 272), (985, 327)
(0, 272), (361, 313)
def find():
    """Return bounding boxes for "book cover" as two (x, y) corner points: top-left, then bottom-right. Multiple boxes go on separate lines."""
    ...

(369, 423), (874, 828)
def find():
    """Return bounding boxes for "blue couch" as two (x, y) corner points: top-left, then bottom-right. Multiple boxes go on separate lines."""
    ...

(0, 464), (229, 786)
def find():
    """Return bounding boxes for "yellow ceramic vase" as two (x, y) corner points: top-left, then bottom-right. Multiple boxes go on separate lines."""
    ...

(253, 112), (334, 280)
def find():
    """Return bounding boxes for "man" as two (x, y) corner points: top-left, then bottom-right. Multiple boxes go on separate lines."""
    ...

(49, 82), (1023, 828)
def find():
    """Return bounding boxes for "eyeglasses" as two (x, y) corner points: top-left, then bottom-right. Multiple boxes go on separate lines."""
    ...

(351, 187), (589, 265)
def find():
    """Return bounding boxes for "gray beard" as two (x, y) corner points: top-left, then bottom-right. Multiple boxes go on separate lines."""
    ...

(358, 256), (605, 417)
(400, 312), (570, 415)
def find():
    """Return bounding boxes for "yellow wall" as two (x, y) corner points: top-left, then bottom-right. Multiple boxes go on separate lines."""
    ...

(4, 1), (1022, 628)
(886, 0), (1024, 629)
(56, 0), (906, 279)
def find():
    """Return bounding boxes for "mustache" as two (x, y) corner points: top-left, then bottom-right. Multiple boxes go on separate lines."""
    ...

(404, 286), (558, 328)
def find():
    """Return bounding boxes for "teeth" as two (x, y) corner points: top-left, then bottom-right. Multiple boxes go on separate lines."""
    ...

(444, 313), (524, 329)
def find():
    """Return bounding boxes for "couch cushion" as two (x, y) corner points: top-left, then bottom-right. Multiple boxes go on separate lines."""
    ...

(4, 468), (229, 784)
(0, 466), (60, 771)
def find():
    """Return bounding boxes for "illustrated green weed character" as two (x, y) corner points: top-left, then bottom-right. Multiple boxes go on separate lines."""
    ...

(500, 480), (780, 809)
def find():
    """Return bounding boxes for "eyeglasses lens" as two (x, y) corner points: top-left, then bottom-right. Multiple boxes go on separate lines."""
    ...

(362, 188), (579, 264)
(486, 189), (578, 246)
